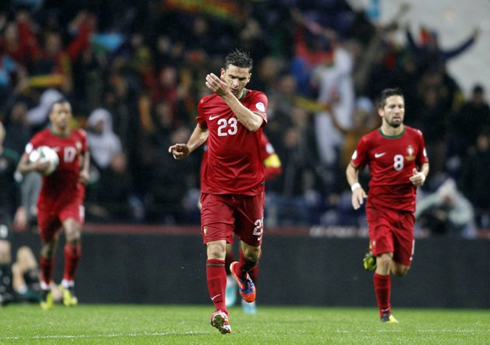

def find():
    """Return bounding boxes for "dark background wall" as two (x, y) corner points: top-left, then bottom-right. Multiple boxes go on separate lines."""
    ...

(13, 230), (490, 308)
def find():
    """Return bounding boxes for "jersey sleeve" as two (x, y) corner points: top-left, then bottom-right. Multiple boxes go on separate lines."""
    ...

(24, 132), (44, 155)
(416, 130), (429, 166)
(196, 98), (208, 129)
(248, 92), (268, 124)
(78, 129), (88, 153)
(350, 136), (368, 170)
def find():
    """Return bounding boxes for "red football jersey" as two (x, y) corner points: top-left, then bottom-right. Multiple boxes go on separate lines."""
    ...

(351, 126), (429, 212)
(197, 89), (268, 195)
(25, 128), (88, 204)
(200, 132), (279, 183)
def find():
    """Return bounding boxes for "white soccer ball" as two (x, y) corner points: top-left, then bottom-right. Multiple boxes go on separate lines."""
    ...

(29, 146), (59, 175)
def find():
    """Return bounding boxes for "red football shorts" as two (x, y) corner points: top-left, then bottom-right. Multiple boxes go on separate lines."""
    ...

(37, 197), (85, 242)
(200, 193), (265, 247)
(366, 203), (415, 267)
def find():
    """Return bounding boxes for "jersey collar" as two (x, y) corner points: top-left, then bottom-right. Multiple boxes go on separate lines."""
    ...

(378, 125), (405, 139)
(50, 127), (71, 137)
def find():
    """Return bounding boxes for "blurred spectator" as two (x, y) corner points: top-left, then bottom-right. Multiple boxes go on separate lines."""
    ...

(0, 13), (39, 65)
(459, 127), (490, 229)
(30, 11), (97, 93)
(405, 23), (480, 73)
(450, 84), (490, 159)
(415, 86), (449, 175)
(311, 43), (355, 174)
(3, 101), (31, 156)
(266, 74), (298, 140)
(12, 245), (62, 304)
(416, 178), (476, 238)
(86, 152), (141, 223)
(351, 3), (410, 97)
(26, 88), (63, 131)
(327, 96), (377, 173)
(289, 8), (337, 97)
(86, 108), (122, 171)
(267, 106), (321, 225)
(145, 125), (199, 224)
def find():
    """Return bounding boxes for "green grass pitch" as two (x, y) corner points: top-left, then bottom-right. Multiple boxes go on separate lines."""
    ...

(0, 304), (489, 344)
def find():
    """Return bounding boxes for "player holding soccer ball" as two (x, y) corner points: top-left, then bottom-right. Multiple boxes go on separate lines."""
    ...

(17, 99), (90, 310)
(346, 88), (429, 323)
(169, 49), (267, 334)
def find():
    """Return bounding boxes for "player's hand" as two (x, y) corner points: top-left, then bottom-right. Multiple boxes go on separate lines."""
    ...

(205, 73), (229, 97)
(351, 187), (367, 210)
(79, 169), (90, 185)
(168, 143), (190, 160)
(30, 160), (51, 174)
(410, 168), (425, 187)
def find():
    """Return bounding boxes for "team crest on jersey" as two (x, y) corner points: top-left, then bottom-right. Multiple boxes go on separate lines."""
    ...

(405, 145), (415, 161)
(256, 102), (265, 112)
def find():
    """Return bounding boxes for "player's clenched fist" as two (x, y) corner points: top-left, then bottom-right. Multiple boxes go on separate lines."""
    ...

(168, 143), (190, 160)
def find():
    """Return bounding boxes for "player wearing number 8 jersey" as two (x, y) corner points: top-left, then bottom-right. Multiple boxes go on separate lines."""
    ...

(346, 88), (429, 323)
(169, 49), (267, 334)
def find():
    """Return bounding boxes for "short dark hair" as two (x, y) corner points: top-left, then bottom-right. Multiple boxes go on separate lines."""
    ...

(377, 88), (404, 109)
(225, 49), (253, 71)
(49, 98), (70, 114)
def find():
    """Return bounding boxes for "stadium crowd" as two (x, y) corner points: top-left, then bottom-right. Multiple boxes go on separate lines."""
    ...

(1, 0), (488, 236)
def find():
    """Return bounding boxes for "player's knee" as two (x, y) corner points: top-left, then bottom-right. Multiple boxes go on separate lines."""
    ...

(393, 265), (410, 277)
(206, 241), (226, 260)
(242, 246), (260, 262)
(41, 242), (56, 259)
(376, 254), (392, 271)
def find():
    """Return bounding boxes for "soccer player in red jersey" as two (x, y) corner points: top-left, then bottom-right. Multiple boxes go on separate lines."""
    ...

(169, 49), (267, 334)
(346, 88), (429, 323)
(17, 99), (90, 310)
(200, 132), (281, 314)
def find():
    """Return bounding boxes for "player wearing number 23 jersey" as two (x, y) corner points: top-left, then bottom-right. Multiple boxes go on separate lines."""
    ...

(197, 89), (267, 195)
(169, 50), (268, 333)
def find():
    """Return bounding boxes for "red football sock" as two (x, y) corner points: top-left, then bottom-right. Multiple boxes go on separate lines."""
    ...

(63, 244), (81, 281)
(236, 249), (259, 280)
(206, 259), (227, 314)
(374, 273), (391, 316)
(225, 249), (235, 276)
(248, 264), (259, 284)
(40, 256), (54, 287)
